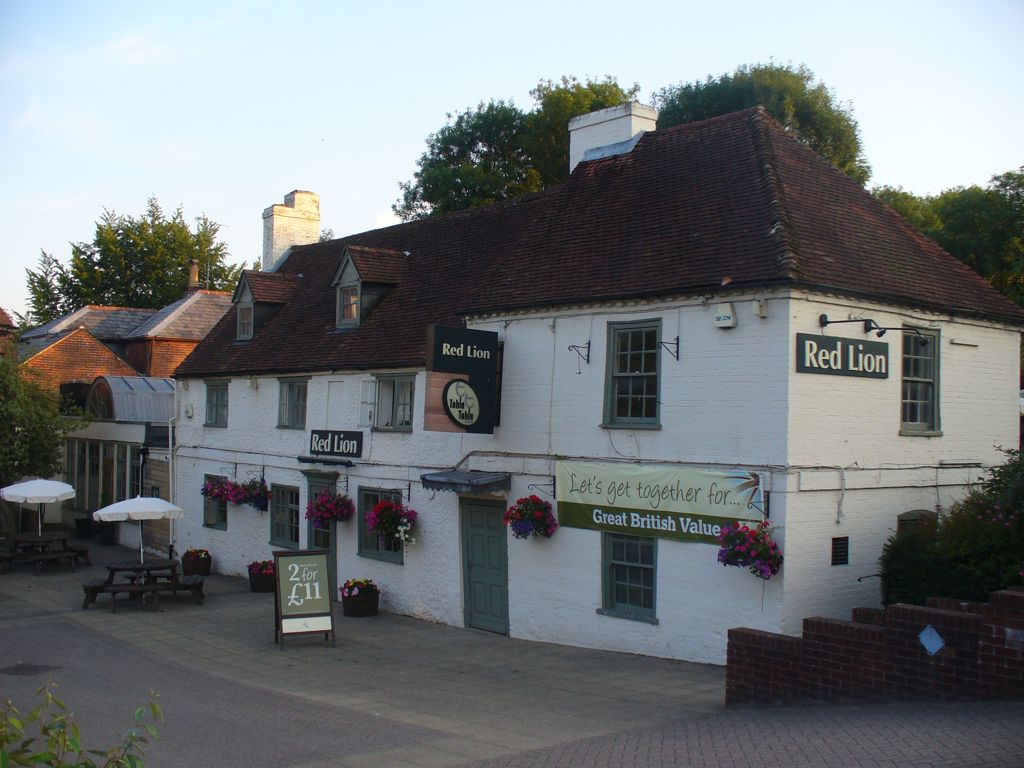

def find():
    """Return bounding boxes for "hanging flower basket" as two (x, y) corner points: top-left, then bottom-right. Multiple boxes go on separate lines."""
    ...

(200, 477), (270, 510)
(366, 500), (417, 545)
(503, 495), (558, 539)
(340, 578), (380, 617)
(305, 489), (355, 528)
(715, 521), (783, 580)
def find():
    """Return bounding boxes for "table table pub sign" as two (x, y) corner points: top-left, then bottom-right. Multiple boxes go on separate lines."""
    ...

(273, 549), (336, 648)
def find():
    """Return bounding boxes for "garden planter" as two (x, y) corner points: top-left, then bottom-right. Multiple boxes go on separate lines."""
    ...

(342, 591), (379, 617)
(249, 571), (275, 593)
(182, 556), (212, 576)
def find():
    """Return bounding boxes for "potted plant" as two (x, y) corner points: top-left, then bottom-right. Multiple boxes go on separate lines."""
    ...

(340, 578), (379, 617)
(366, 499), (417, 545)
(181, 547), (212, 576)
(715, 520), (784, 580)
(247, 559), (276, 592)
(242, 477), (270, 511)
(503, 495), (558, 540)
(305, 489), (355, 528)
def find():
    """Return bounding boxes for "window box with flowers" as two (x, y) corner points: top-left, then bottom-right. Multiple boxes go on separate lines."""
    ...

(366, 499), (418, 546)
(715, 521), (783, 580)
(503, 495), (558, 540)
(200, 477), (270, 511)
(340, 577), (379, 617)
(305, 490), (355, 529)
(181, 547), (212, 576)
(247, 559), (276, 592)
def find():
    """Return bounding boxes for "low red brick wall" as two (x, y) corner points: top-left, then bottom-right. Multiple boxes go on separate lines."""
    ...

(726, 588), (1024, 705)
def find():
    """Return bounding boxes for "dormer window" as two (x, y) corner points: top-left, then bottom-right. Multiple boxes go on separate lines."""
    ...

(337, 284), (359, 326)
(237, 302), (253, 340)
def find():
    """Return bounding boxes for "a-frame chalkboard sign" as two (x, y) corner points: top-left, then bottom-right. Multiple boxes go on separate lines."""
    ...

(273, 549), (336, 648)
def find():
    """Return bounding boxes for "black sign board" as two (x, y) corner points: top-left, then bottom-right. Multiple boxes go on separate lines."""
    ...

(427, 326), (499, 376)
(309, 430), (363, 458)
(273, 549), (335, 648)
(796, 333), (889, 379)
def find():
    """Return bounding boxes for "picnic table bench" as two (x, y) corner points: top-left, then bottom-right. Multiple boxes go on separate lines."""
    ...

(81, 558), (204, 611)
(0, 533), (87, 575)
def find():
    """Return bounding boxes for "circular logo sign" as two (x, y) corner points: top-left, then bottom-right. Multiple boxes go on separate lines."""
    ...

(442, 379), (480, 427)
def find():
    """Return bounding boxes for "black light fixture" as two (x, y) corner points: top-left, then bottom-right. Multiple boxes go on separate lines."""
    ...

(819, 314), (927, 344)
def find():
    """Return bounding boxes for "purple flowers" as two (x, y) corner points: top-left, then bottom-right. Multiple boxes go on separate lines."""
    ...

(503, 495), (558, 540)
(305, 490), (355, 527)
(201, 477), (270, 510)
(716, 521), (783, 580)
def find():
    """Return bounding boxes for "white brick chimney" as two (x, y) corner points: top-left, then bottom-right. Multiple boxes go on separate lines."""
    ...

(568, 102), (658, 173)
(262, 190), (320, 271)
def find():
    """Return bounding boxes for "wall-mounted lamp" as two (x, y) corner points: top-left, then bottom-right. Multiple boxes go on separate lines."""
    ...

(818, 314), (877, 333)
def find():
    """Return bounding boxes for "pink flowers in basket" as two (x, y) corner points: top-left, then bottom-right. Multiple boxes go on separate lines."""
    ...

(716, 520), (783, 580)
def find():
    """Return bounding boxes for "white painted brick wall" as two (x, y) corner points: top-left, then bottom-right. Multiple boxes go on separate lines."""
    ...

(173, 289), (1020, 664)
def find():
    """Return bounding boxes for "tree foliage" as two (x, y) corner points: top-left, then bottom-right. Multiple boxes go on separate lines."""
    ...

(394, 76), (637, 220)
(654, 63), (871, 185)
(0, 347), (83, 488)
(873, 167), (1024, 305)
(25, 198), (242, 324)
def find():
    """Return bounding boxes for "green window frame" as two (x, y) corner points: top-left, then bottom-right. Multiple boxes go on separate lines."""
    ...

(374, 375), (414, 432)
(604, 320), (661, 428)
(598, 532), (657, 624)
(357, 488), (403, 564)
(901, 328), (940, 435)
(337, 284), (359, 327)
(270, 484), (300, 548)
(204, 381), (229, 427)
(203, 473), (227, 529)
(237, 302), (253, 340)
(277, 378), (308, 429)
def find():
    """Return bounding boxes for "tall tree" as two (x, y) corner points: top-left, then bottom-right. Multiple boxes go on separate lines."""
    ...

(394, 77), (637, 221)
(0, 351), (82, 488)
(25, 198), (243, 324)
(654, 63), (871, 185)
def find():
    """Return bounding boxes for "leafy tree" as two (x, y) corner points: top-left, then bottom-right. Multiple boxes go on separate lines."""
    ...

(0, 347), (83, 488)
(394, 77), (637, 220)
(654, 63), (871, 185)
(26, 198), (243, 324)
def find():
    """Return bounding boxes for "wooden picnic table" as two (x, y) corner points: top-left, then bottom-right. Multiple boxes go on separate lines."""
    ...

(1, 532), (86, 575)
(82, 557), (204, 611)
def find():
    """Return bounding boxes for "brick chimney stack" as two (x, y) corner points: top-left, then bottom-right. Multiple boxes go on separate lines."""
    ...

(188, 259), (201, 291)
(262, 190), (320, 271)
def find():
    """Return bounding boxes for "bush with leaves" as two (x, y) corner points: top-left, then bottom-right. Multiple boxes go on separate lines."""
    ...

(1, 682), (161, 767)
(880, 449), (1024, 604)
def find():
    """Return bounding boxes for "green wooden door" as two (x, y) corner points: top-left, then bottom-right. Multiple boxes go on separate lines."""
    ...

(461, 500), (508, 635)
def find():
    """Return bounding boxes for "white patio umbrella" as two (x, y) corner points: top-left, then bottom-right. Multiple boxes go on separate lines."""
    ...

(93, 496), (184, 562)
(1, 479), (76, 535)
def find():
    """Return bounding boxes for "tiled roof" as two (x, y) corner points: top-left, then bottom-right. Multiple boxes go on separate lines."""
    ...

(23, 306), (157, 341)
(346, 246), (407, 284)
(176, 107), (1024, 379)
(240, 271), (298, 303)
(126, 290), (232, 340)
(0, 307), (14, 329)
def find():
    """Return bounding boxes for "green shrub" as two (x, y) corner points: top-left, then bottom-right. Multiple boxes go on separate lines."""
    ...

(879, 450), (1024, 605)
(1, 682), (161, 767)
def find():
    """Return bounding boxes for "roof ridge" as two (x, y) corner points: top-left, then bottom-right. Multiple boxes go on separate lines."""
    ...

(748, 108), (803, 280)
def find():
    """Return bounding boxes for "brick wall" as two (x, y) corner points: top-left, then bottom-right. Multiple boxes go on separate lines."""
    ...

(23, 328), (138, 392)
(124, 338), (197, 377)
(726, 587), (1024, 704)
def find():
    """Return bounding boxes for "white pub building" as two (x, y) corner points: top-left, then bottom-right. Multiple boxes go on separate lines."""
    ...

(172, 105), (1023, 663)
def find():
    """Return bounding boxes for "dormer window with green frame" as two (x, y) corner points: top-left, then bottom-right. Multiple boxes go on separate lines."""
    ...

(235, 282), (254, 340)
(337, 283), (359, 327)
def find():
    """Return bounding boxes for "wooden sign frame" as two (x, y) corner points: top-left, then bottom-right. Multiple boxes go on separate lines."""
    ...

(273, 549), (336, 649)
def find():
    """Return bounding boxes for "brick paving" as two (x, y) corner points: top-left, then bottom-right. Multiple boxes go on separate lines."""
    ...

(1, 539), (1022, 767)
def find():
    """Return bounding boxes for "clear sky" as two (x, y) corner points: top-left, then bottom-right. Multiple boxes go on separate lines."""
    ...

(1, 0), (1021, 320)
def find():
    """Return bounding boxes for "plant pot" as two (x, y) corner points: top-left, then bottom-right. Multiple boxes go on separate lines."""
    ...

(342, 591), (379, 617)
(182, 556), (212, 576)
(74, 517), (93, 539)
(249, 571), (275, 593)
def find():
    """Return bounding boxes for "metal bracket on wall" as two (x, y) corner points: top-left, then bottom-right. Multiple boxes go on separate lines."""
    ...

(658, 336), (680, 361)
(568, 341), (591, 366)
(527, 479), (555, 499)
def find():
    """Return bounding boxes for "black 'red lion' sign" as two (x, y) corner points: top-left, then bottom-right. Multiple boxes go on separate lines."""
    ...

(796, 333), (889, 379)
(427, 326), (499, 434)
